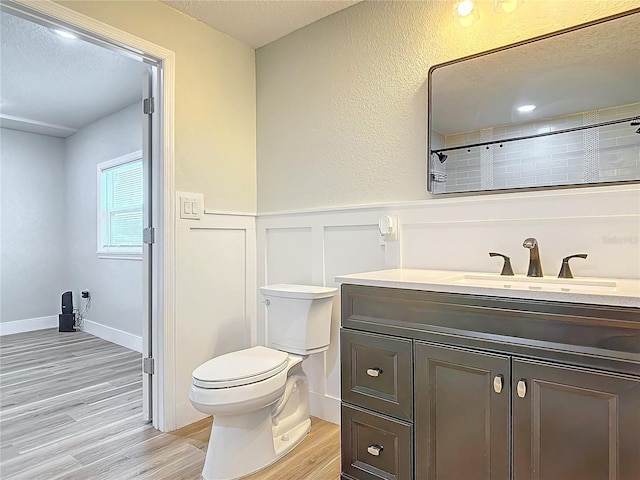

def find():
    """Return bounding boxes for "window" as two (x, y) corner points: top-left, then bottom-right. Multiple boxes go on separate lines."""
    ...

(97, 151), (143, 258)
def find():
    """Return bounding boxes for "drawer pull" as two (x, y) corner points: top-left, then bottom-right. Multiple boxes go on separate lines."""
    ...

(493, 375), (503, 394)
(366, 367), (383, 377)
(367, 444), (383, 456)
(517, 379), (527, 398)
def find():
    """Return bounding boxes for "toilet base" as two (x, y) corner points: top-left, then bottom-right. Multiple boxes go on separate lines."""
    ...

(273, 417), (311, 459)
(201, 408), (311, 480)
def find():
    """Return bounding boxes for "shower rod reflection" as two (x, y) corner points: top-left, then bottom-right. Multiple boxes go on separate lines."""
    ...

(431, 115), (640, 159)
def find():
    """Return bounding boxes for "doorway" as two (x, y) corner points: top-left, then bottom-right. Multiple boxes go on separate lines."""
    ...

(0, 0), (173, 430)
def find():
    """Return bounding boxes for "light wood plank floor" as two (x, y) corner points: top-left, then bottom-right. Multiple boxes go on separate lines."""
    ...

(0, 329), (340, 479)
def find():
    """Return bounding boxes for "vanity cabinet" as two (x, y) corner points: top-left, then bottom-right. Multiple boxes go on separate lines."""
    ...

(340, 284), (640, 480)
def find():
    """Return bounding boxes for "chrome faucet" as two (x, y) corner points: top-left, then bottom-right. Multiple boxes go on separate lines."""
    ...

(523, 237), (543, 277)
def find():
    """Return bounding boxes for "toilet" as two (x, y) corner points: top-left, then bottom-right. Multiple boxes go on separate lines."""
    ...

(189, 284), (338, 480)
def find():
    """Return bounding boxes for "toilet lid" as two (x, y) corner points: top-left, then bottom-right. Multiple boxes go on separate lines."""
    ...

(192, 346), (289, 389)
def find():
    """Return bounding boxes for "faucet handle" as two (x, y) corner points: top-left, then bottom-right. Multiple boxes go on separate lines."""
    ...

(489, 252), (515, 276)
(558, 254), (588, 279)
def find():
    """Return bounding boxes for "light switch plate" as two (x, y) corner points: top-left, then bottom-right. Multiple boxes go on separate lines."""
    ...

(178, 192), (204, 220)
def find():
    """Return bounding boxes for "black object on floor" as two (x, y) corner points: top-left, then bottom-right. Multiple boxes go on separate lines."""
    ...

(59, 291), (75, 332)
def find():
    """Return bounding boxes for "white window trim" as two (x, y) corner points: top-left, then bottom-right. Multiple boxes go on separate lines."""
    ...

(97, 150), (143, 259)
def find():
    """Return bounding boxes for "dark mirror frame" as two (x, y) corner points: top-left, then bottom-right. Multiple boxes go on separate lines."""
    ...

(426, 8), (640, 195)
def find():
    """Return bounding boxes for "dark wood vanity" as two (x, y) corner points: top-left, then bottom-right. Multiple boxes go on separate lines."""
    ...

(340, 284), (640, 480)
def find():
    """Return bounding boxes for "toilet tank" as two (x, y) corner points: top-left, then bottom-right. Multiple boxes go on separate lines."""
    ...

(260, 284), (338, 356)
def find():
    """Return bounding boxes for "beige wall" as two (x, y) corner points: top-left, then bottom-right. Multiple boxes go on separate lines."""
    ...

(256, 0), (640, 212)
(59, 0), (257, 213)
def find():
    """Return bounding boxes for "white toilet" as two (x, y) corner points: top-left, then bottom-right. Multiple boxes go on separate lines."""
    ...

(189, 284), (338, 480)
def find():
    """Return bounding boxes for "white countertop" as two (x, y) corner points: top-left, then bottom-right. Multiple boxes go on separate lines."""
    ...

(335, 269), (640, 308)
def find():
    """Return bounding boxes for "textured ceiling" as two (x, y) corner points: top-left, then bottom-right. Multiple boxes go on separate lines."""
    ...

(161, 0), (361, 48)
(0, 10), (147, 138)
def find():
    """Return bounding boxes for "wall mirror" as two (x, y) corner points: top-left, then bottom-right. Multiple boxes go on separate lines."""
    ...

(427, 10), (640, 195)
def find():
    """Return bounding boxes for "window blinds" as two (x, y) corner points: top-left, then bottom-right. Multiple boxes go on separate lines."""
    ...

(103, 160), (143, 248)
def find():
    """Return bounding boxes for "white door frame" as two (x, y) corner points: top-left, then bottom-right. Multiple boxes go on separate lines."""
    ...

(7, 0), (177, 432)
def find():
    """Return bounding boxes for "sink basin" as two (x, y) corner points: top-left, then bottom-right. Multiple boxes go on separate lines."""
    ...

(446, 274), (618, 294)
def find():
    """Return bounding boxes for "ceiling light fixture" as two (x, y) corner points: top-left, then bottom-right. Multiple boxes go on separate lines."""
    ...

(494, 0), (524, 13)
(54, 29), (77, 39)
(457, 0), (474, 16)
(517, 104), (536, 113)
(454, 1), (478, 27)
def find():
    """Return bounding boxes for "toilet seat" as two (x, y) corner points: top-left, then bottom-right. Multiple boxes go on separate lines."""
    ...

(192, 346), (289, 389)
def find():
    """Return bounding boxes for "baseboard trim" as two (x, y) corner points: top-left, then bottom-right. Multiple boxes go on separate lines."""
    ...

(0, 315), (58, 336)
(82, 319), (142, 353)
(310, 391), (340, 425)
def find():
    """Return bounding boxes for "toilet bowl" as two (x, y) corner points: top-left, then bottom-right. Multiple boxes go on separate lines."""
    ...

(189, 284), (337, 480)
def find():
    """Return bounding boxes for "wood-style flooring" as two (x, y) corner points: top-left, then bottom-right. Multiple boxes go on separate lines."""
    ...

(0, 329), (340, 479)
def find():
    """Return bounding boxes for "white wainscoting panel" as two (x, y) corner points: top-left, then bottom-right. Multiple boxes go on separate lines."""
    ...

(175, 209), (256, 429)
(324, 225), (386, 285)
(265, 227), (314, 286)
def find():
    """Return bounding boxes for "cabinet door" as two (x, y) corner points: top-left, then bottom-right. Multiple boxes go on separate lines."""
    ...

(513, 359), (640, 480)
(415, 342), (510, 480)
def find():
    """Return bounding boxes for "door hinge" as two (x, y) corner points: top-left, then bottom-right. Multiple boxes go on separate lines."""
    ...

(143, 97), (155, 115)
(143, 227), (155, 245)
(143, 357), (155, 375)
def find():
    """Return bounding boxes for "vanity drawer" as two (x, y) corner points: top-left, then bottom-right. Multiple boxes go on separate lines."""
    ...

(341, 404), (413, 480)
(341, 330), (413, 420)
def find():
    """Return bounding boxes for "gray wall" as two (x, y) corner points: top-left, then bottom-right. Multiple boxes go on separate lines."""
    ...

(1, 129), (68, 322)
(65, 103), (143, 336)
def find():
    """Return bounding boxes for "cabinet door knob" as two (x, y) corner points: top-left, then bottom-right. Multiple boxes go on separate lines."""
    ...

(366, 367), (382, 377)
(493, 375), (504, 394)
(517, 379), (527, 398)
(367, 444), (383, 456)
